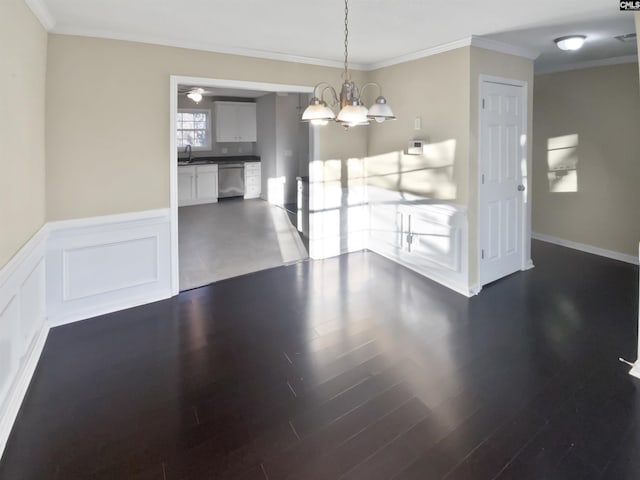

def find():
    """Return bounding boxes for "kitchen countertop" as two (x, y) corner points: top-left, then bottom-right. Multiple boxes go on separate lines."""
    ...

(178, 155), (260, 166)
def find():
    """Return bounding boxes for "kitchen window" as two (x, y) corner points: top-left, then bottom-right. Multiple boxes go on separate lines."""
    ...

(177, 109), (211, 150)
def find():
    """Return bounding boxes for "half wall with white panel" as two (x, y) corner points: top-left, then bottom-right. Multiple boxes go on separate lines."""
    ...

(46, 209), (173, 326)
(0, 227), (48, 457)
(367, 186), (470, 296)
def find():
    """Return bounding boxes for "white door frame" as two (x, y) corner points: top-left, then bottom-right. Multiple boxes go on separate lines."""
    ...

(477, 74), (532, 288)
(169, 76), (314, 295)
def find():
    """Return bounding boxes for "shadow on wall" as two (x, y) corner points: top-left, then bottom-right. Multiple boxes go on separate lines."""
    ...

(547, 134), (579, 193)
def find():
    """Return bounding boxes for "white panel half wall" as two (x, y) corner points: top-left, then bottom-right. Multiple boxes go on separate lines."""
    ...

(366, 187), (471, 296)
(46, 209), (173, 326)
(0, 226), (48, 458)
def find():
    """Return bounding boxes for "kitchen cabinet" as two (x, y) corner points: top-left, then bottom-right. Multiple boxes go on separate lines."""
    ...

(244, 162), (261, 199)
(178, 165), (218, 206)
(214, 101), (257, 142)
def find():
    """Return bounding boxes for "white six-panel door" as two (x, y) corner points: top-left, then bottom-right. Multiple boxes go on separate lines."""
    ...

(479, 80), (526, 285)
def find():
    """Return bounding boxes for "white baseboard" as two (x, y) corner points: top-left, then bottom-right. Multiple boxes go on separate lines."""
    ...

(532, 232), (639, 265)
(46, 209), (173, 327)
(0, 225), (49, 460)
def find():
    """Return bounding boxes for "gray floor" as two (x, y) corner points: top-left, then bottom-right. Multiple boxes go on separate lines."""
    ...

(179, 199), (308, 291)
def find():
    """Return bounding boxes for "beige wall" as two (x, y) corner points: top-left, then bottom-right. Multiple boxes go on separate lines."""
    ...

(469, 47), (534, 285)
(44, 34), (537, 290)
(532, 63), (640, 256)
(637, 13), (640, 83)
(45, 35), (367, 221)
(366, 48), (471, 205)
(365, 46), (533, 287)
(0, 0), (48, 269)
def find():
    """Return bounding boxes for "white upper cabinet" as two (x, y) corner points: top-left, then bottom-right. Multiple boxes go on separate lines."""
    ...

(214, 101), (257, 142)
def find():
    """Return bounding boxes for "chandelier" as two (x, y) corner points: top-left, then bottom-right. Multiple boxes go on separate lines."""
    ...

(301, 0), (395, 128)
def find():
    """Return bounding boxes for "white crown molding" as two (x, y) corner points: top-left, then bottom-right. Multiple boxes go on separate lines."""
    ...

(535, 54), (639, 75)
(47, 25), (541, 72)
(50, 26), (369, 71)
(365, 35), (539, 70)
(24, 0), (55, 31)
(365, 38), (473, 70)
(470, 35), (540, 60)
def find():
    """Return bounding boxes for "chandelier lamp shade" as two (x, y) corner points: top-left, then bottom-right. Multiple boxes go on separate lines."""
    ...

(301, 0), (395, 128)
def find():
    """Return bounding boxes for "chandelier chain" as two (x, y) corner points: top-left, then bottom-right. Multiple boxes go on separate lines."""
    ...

(344, 0), (349, 80)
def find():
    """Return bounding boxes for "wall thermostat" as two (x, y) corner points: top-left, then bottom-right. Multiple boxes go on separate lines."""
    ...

(407, 140), (426, 155)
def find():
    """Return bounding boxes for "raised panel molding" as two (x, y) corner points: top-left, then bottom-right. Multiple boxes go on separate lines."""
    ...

(366, 187), (471, 297)
(47, 209), (173, 327)
(0, 225), (49, 460)
(62, 236), (159, 301)
(1, 209), (175, 459)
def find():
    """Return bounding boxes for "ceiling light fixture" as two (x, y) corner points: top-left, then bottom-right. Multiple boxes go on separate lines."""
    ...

(301, 0), (395, 128)
(187, 88), (204, 103)
(554, 35), (586, 51)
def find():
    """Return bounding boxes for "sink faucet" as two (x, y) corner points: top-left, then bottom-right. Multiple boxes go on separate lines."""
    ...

(184, 144), (192, 163)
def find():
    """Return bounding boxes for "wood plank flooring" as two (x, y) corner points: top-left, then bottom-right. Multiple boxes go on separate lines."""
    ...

(0, 240), (638, 479)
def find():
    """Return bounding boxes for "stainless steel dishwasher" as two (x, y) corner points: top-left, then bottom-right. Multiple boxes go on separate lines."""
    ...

(218, 163), (245, 198)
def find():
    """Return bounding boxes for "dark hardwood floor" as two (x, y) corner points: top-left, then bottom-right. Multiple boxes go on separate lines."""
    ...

(1, 240), (638, 479)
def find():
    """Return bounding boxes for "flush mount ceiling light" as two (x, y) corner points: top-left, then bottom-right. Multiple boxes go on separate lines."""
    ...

(554, 35), (586, 51)
(301, 0), (395, 128)
(187, 88), (204, 103)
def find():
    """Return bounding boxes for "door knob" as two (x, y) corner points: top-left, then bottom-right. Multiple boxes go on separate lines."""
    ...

(517, 184), (525, 191)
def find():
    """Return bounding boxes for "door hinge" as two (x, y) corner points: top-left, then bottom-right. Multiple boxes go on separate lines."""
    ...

(481, 249), (485, 260)
(482, 98), (485, 109)
(482, 174), (485, 185)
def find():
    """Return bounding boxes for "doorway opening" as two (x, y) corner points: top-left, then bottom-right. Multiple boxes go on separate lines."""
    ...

(169, 77), (316, 293)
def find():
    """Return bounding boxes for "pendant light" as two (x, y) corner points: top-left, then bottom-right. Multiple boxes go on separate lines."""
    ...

(301, 0), (395, 128)
(187, 88), (204, 103)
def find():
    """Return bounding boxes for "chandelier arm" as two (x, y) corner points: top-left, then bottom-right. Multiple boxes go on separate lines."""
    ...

(312, 81), (333, 99)
(359, 82), (383, 103)
(320, 85), (340, 107)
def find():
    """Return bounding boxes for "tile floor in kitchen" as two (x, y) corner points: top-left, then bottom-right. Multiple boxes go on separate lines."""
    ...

(178, 198), (308, 291)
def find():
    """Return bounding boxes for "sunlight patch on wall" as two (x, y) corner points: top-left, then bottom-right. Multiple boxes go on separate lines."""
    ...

(267, 176), (286, 205)
(547, 134), (579, 193)
(308, 158), (368, 260)
(364, 139), (457, 200)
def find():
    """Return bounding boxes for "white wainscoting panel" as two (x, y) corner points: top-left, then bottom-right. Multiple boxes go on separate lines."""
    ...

(46, 209), (172, 326)
(0, 226), (49, 459)
(367, 187), (471, 296)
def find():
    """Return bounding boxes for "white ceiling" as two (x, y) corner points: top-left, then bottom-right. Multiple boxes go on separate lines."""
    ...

(485, 16), (637, 74)
(40, 0), (636, 71)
